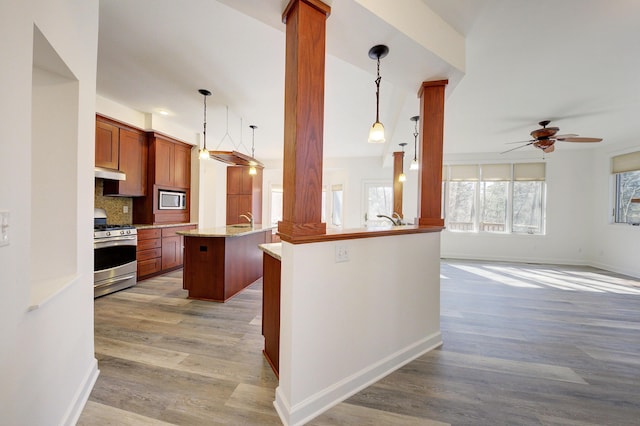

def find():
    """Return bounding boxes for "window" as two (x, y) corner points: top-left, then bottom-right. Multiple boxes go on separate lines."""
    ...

(331, 184), (343, 227)
(444, 163), (545, 234)
(270, 185), (283, 226)
(364, 181), (393, 226)
(613, 151), (640, 224)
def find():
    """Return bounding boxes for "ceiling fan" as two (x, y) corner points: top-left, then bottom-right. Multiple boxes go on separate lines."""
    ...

(501, 120), (603, 154)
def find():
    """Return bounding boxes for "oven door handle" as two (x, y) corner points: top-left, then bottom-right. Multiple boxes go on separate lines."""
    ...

(94, 236), (137, 249)
(93, 273), (137, 289)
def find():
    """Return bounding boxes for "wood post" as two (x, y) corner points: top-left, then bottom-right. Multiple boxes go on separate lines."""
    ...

(277, 0), (331, 242)
(393, 151), (404, 218)
(416, 80), (448, 227)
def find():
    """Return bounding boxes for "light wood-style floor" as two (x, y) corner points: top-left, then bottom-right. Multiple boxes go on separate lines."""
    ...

(78, 260), (640, 425)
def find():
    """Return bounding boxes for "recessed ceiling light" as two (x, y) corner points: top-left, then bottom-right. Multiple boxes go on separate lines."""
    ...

(157, 109), (170, 116)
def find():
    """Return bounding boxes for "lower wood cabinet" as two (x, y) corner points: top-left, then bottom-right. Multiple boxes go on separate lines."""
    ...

(137, 224), (195, 280)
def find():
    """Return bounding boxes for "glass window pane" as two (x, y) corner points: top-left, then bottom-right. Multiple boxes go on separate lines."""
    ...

(512, 181), (543, 234)
(480, 181), (507, 232)
(447, 181), (476, 231)
(365, 183), (393, 225)
(270, 189), (283, 226)
(615, 170), (640, 224)
(332, 189), (343, 226)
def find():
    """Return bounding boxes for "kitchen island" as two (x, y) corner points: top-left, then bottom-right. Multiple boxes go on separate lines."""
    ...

(177, 225), (272, 302)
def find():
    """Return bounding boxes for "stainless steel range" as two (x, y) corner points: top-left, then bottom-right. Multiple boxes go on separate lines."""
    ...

(94, 208), (137, 298)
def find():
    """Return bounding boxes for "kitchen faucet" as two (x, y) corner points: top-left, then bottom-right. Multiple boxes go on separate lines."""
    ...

(239, 212), (253, 227)
(376, 214), (401, 226)
(392, 212), (403, 225)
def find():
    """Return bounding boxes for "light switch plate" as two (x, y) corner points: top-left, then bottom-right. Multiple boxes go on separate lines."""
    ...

(335, 244), (349, 263)
(0, 210), (9, 247)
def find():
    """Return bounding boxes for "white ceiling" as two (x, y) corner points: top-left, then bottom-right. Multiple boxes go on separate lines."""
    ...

(97, 0), (640, 162)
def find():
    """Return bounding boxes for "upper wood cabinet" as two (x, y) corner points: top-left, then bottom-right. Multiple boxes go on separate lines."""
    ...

(95, 120), (119, 170)
(103, 127), (148, 196)
(152, 135), (191, 189)
(97, 115), (148, 197)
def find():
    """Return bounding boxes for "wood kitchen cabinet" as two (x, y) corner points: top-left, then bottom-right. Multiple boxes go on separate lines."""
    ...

(137, 224), (195, 281)
(96, 115), (148, 197)
(226, 166), (262, 225)
(103, 127), (148, 196)
(95, 119), (119, 170)
(153, 135), (191, 189)
(136, 228), (162, 279)
(133, 133), (192, 224)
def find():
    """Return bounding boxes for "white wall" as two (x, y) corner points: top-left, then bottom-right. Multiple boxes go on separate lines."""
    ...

(0, 0), (99, 424)
(275, 232), (442, 425)
(262, 155), (420, 229)
(441, 150), (595, 265)
(439, 148), (640, 279)
(590, 143), (640, 278)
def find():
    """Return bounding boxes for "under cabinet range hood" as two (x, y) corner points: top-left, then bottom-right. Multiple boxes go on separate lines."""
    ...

(95, 166), (126, 181)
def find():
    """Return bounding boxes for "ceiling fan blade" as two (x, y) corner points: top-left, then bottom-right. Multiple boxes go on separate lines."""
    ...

(506, 139), (535, 144)
(500, 142), (533, 154)
(557, 137), (603, 143)
(552, 133), (578, 139)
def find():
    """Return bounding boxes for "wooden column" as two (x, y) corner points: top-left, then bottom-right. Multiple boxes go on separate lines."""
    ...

(278, 0), (331, 242)
(416, 80), (448, 227)
(392, 151), (404, 218)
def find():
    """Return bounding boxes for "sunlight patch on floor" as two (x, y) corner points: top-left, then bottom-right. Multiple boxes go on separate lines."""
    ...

(447, 262), (640, 294)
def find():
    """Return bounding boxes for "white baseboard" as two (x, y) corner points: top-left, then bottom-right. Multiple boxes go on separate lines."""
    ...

(274, 332), (442, 426)
(61, 357), (100, 426)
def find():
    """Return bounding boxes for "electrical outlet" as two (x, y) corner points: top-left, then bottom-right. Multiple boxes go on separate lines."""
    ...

(0, 210), (9, 247)
(335, 244), (349, 263)
(123, 205), (129, 213)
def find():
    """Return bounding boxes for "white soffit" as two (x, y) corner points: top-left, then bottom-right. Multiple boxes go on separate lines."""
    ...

(353, 0), (465, 72)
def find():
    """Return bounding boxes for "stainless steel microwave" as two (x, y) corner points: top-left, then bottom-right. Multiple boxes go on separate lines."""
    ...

(158, 190), (186, 210)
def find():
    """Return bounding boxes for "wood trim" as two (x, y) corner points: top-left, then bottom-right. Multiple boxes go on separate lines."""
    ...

(278, 225), (444, 244)
(393, 151), (404, 218)
(282, 0), (331, 23)
(278, 0), (330, 240)
(417, 80), (448, 227)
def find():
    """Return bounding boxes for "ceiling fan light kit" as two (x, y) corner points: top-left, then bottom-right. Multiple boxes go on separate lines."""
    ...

(368, 44), (389, 144)
(501, 120), (603, 155)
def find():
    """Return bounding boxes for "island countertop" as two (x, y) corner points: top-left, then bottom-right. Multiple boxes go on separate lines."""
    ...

(177, 224), (274, 238)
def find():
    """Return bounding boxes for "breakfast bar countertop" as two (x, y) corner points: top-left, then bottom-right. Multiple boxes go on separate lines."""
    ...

(259, 242), (282, 260)
(177, 224), (274, 238)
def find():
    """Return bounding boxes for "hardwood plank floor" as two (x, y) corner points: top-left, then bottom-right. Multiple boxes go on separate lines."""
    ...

(79, 261), (640, 425)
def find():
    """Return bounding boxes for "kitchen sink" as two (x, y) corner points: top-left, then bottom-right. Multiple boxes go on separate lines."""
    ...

(230, 224), (251, 228)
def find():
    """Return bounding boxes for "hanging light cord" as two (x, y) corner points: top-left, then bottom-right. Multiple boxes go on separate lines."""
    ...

(374, 57), (381, 122)
(202, 94), (208, 150)
(413, 120), (418, 162)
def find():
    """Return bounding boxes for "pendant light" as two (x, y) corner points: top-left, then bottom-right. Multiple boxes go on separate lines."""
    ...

(398, 142), (407, 182)
(409, 115), (420, 170)
(367, 44), (389, 143)
(248, 124), (258, 175)
(198, 89), (212, 159)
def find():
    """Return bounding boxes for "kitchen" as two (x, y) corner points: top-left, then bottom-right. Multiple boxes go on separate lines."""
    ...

(89, 3), (448, 426)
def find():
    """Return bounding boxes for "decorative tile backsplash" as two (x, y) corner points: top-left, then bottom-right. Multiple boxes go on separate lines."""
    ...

(94, 179), (133, 224)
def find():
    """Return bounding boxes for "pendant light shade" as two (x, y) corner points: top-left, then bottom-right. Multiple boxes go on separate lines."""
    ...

(368, 44), (389, 144)
(248, 125), (258, 175)
(198, 89), (212, 160)
(409, 115), (420, 170)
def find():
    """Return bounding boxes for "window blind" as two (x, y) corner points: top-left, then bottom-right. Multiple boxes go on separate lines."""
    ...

(612, 151), (640, 173)
(481, 164), (511, 181)
(513, 162), (545, 181)
(449, 164), (480, 181)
